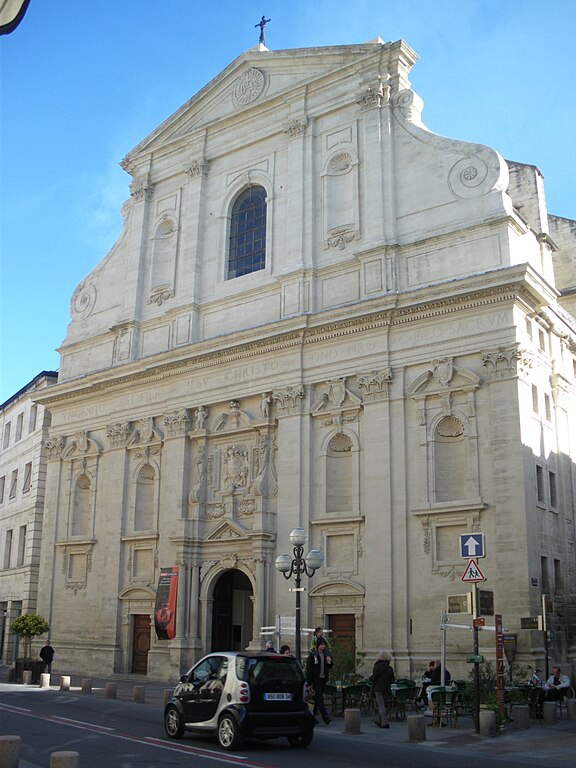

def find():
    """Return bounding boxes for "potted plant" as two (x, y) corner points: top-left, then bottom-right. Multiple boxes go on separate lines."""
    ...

(10, 613), (50, 683)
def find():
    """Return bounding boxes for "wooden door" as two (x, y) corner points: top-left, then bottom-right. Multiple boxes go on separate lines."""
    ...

(132, 614), (151, 674)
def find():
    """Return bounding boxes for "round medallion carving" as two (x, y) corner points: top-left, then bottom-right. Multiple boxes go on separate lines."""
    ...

(233, 67), (265, 106)
(448, 156), (489, 198)
(71, 281), (97, 318)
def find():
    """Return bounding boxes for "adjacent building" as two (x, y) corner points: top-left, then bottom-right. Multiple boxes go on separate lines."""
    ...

(0, 372), (58, 663)
(30, 38), (575, 680)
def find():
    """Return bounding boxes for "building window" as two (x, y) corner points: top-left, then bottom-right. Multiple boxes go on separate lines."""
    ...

(15, 414), (23, 442)
(29, 405), (37, 433)
(544, 393), (552, 422)
(536, 464), (545, 505)
(3, 530), (12, 569)
(8, 470), (18, 500)
(525, 317), (532, 339)
(22, 462), (32, 494)
(227, 185), (267, 279)
(2, 422), (10, 449)
(16, 526), (26, 567)
(554, 558), (562, 594)
(0, 476), (5, 504)
(548, 470), (557, 509)
(540, 556), (550, 593)
(531, 385), (539, 413)
(538, 328), (546, 352)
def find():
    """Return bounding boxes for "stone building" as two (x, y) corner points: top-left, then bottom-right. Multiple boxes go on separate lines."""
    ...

(0, 371), (58, 663)
(33, 38), (576, 680)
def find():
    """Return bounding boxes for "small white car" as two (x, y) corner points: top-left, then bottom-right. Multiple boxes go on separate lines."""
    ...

(164, 651), (315, 750)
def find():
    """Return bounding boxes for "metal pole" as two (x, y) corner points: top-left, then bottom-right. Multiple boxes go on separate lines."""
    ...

(542, 594), (550, 680)
(440, 610), (447, 686)
(0, 610), (6, 661)
(294, 546), (302, 662)
(473, 583), (480, 734)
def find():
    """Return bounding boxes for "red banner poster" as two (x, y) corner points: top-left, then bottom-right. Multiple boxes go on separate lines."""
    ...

(155, 566), (178, 640)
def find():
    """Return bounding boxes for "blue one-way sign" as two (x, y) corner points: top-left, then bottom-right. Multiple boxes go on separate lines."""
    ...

(460, 533), (485, 559)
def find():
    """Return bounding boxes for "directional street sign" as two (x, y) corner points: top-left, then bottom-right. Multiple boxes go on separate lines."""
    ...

(460, 533), (485, 559)
(461, 558), (486, 582)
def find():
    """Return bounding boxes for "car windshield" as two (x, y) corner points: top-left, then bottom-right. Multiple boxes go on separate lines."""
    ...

(236, 656), (304, 685)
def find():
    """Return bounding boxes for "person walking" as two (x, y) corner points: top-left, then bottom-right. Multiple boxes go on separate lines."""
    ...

(39, 639), (55, 674)
(371, 651), (395, 728)
(305, 641), (333, 724)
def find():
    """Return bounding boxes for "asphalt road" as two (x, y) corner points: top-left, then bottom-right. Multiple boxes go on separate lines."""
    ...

(1, 686), (574, 768)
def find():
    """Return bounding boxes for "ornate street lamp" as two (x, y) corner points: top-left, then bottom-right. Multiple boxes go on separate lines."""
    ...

(275, 527), (323, 662)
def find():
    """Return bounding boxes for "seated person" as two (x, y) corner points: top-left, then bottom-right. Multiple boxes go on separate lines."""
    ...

(543, 666), (571, 702)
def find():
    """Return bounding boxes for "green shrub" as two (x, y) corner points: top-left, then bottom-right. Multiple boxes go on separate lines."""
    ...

(10, 613), (50, 660)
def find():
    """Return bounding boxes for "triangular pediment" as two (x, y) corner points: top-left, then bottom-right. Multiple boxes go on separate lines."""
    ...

(205, 520), (250, 541)
(122, 40), (415, 167)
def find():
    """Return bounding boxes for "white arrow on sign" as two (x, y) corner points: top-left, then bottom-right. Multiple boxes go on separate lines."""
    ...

(463, 536), (482, 556)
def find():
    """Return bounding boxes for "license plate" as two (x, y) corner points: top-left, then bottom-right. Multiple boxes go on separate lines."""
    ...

(264, 692), (292, 701)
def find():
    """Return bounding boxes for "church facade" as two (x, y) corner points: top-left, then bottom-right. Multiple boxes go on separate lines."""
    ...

(34, 39), (576, 680)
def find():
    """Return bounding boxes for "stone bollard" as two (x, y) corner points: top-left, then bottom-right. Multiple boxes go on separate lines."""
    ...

(479, 709), (497, 737)
(343, 708), (362, 734)
(543, 701), (557, 724)
(0, 735), (21, 768)
(567, 699), (576, 720)
(407, 714), (426, 742)
(513, 705), (530, 730)
(60, 675), (71, 691)
(81, 678), (92, 695)
(133, 685), (145, 703)
(105, 682), (117, 699)
(22, 669), (32, 685)
(164, 688), (173, 706)
(50, 750), (80, 768)
(40, 672), (51, 688)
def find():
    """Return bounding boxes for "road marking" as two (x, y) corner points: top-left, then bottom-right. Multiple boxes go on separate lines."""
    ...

(0, 702), (277, 767)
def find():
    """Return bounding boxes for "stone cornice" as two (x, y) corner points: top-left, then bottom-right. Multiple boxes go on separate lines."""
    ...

(34, 266), (567, 409)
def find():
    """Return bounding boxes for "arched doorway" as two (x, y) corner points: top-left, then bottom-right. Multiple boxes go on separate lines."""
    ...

(211, 569), (254, 652)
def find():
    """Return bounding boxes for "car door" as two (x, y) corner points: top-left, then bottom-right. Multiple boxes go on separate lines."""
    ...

(183, 656), (227, 724)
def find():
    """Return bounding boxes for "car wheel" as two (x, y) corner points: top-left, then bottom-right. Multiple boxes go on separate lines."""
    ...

(288, 731), (313, 748)
(217, 714), (243, 751)
(164, 705), (184, 739)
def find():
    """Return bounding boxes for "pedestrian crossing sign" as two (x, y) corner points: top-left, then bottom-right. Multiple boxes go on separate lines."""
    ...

(461, 558), (485, 582)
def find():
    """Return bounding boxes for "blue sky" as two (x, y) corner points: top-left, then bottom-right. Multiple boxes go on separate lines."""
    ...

(1, 0), (575, 402)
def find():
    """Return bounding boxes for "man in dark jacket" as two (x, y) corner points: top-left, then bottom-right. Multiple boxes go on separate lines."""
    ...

(371, 651), (395, 728)
(305, 642), (333, 724)
(39, 640), (55, 674)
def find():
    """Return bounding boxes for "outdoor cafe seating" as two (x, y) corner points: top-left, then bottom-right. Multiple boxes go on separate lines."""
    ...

(430, 686), (459, 728)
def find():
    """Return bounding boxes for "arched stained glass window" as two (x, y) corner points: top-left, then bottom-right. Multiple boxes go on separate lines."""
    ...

(228, 185), (267, 279)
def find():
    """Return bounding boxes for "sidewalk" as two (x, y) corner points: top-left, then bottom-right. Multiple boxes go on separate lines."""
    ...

(2, 675), (575, 765)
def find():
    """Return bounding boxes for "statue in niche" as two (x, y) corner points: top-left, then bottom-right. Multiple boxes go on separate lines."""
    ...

(195, 406), (208, 430)
(260, 393), (272, 418)
(191, 445), (207, 503)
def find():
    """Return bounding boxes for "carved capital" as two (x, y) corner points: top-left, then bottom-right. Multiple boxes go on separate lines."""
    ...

(282, 117), (308, 137)
(357, 369), (392, 401)
(481, 345), (524, 380)
(45, 435), (65, 461)
(129, 174), (154, 201)
(356, 75), (390, 110)
(106, 422), (132, 449)
(163, 409), (190, 436)
(184, 157), (210, 178)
